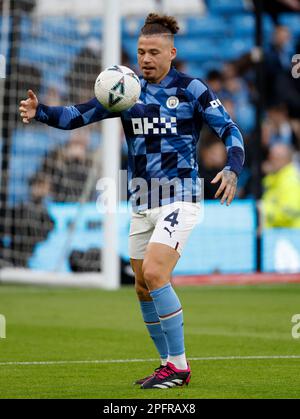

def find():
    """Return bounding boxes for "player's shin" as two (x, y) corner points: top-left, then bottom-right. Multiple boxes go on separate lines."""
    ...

(139, 301), (168, 364)
(150, 283), (188, 370)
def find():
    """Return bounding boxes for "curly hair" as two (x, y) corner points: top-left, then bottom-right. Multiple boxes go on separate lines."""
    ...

(140, 13), (180, 36)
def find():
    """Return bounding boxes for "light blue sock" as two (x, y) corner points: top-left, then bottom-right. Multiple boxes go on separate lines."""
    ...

(140, 301), (168, 361)
(150, 283), (185, 357)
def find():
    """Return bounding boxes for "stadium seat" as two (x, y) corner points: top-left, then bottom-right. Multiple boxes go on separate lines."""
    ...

(120, 0), (157, 16)
(42, 68), (69, 93)
(9, 154), (43, 205)
(229, 13), (274, 39)
(206, 0), (247, 14)
(185, 62), (206, 79)
(9, 128), (71, 204)
(219, 37), (253, 60)
(229, 14), (255, 37)
(262, 13), (274, 37)
(186, 15), (228, 37)
(35, 0), (105, 16)
(122, 38), (139, 61)
(122, 17), (145, 37)
(185, 60), (225, 79)
(162, 0), (206, 16)
(235, 102), (255, 134)
(19, 39), (81, 66)
(279, 13), (300, 37)
(202, 59), (224, 75)
(20, 16), (32, 40)
(175, 37), (219, 61)
(87, 17), (103, 38)
(40, 16), (80, 39)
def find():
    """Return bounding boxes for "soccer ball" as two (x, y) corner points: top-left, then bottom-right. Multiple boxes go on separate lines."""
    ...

(94, 65), (141, 112)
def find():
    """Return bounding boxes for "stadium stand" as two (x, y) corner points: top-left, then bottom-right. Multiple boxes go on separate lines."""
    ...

(1, 0), (300, 277)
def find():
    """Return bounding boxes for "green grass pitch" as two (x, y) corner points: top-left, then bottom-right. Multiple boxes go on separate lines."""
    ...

(0, 283), (300, 399)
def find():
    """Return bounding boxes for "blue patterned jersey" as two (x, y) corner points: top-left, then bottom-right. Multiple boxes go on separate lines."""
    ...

(35, 67), (244, 209)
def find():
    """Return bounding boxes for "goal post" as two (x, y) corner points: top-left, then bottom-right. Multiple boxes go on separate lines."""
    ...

(102, 0), (121, 290)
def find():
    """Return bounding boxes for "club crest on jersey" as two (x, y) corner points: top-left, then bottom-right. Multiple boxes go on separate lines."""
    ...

(166, 96), (179, 109)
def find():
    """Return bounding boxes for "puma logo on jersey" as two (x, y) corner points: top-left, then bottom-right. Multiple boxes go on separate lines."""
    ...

(131, 117), (177, 135)
(164, 226), (176, 238)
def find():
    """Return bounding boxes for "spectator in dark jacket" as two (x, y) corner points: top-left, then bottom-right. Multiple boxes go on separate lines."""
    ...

(8, 173), (54, 267)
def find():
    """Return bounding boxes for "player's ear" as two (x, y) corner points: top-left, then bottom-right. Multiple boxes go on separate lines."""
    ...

(170, 47), (177, 61)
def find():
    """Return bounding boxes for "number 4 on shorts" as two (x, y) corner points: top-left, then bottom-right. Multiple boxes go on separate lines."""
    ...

(164, 208), (180, 227)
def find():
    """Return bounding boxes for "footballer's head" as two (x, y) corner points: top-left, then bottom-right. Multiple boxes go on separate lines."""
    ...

(138, 13), (179, 83)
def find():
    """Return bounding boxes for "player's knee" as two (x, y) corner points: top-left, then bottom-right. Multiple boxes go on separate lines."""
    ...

(142, 264), (163, 289)
(135, 282), (150, 300)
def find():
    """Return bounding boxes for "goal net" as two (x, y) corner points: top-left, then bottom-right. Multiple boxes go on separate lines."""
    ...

(0, 0), (127, 287)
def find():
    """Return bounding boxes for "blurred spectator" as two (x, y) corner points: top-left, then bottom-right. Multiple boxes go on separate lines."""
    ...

(0, 0), (36, 13)
(17, 64), (42, 112)
(235, 25), (300, 118)
(221, 62), (255, 133)
(262, 103), (297, 148)
(66, 37), (102, 103)
(264, 26), (300, 116)
(262, 144), (300, 227)
(173, 58), (187, 73)
(269, 25), (293, 71)
(42, 85), (63, 107)
(41, 128), (95, 202)
(222, 98), (236, 119)
(206, 70), (224, 96)
(254, 0), (300, 25)
(8, 173), (54, 267)
(198, 132), (227, 199)
(121, 47), (140, 79)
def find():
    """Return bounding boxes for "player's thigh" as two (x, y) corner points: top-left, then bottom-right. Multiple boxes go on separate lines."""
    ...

(142, 202), (201, 290)
(130, 258), (152, 301)
(150, 202), (201, 256)
(142, 243), (180, 291)
(129, 211), (154, 261)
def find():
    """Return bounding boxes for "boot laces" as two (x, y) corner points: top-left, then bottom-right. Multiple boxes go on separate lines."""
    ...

(155, 364), (174, 380)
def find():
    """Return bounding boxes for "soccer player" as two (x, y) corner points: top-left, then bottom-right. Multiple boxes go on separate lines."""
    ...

(19, 13), (244, 389)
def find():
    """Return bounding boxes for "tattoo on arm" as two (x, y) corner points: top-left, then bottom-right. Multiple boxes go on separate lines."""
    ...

(223, 170), (237, 187)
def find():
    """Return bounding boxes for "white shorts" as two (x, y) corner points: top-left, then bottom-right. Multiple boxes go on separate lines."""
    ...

(129, 202), (201, 259)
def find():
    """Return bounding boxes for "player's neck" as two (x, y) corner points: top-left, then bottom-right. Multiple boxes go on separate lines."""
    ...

(148, 67), (172, 84)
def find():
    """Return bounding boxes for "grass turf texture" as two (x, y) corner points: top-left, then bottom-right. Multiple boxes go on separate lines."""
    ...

(0, 284), (300, 399)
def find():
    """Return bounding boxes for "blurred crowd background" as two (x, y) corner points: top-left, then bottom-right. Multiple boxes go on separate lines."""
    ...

(0, 0), (299, 274)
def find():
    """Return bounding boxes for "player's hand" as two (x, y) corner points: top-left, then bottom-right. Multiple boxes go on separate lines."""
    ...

(19, 90), (38, 124)
(211, 169), (237, 206)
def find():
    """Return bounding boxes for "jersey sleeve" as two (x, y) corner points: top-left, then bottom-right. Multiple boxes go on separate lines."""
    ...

(188, 79), (245, 177)
(35, 97), (120, 130)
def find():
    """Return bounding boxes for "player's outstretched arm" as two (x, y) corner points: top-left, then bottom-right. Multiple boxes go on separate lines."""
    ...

(19, 90), (38, 124)
(19, 92), (119, 130)
(211, 169), (238, 206)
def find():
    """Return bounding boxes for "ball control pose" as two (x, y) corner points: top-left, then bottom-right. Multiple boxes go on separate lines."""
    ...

(19, 14), (244, 389)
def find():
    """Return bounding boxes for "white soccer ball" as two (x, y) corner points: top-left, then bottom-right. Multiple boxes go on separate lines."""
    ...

(94, 65), (141, 112)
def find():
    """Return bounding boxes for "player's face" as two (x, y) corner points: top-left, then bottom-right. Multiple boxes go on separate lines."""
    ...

(138, 35), (176, 83)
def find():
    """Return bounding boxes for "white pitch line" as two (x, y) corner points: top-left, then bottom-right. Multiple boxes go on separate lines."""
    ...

(0, 355), (300, 366)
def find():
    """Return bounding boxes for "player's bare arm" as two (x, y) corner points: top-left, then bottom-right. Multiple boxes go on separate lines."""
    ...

(19, 90), (38, 124)
(211, 169), (238, 206)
